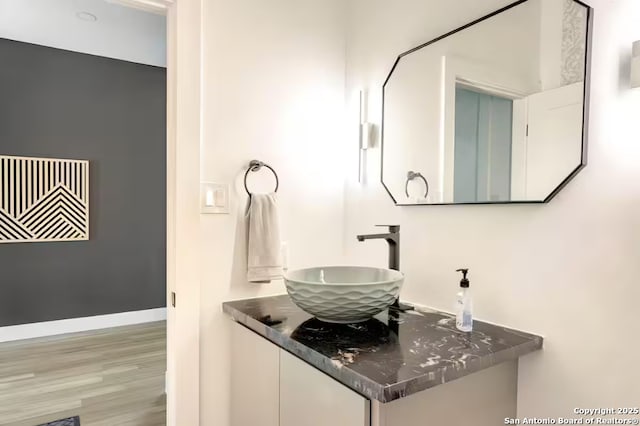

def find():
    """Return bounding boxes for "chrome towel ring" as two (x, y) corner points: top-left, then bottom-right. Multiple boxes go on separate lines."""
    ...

(244, 160), (279, 195)
(405, 171), (429, 199)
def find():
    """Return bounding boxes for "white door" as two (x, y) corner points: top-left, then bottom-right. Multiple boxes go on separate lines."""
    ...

(280, 350), (370, 426)
(524, 82), (584, 200)
(230, 322), (280, 426)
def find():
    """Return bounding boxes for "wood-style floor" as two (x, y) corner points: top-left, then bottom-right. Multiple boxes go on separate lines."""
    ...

(0, 321), (166, 426)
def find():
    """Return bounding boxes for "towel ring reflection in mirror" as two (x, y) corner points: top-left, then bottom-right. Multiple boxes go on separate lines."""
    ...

(244, 160), (279, 195)
(405, 171), (429, 199)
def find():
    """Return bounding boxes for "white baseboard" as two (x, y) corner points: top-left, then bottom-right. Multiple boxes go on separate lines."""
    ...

(0, 308), (167, 343)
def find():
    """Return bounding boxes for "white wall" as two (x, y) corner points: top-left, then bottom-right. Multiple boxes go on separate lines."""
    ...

(199, 0), (347, 424)
(344, 0), (640, 418)
(0, 0), (166, 66)
(189, 0), (640, 422)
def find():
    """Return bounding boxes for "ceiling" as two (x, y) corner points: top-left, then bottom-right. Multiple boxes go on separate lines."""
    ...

(0, 0), (166, 67)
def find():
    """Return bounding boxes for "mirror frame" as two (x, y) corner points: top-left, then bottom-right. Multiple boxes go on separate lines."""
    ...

(380, 0), (593, 206)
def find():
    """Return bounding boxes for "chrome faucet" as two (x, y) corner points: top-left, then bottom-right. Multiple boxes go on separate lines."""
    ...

(356, 225), (413, 312)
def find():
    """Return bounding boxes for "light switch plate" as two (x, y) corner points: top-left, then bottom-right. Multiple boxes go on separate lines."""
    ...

(200, 182), (230, 214)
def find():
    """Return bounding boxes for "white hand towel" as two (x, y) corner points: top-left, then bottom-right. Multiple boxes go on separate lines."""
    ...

(246, 193), (283, 283)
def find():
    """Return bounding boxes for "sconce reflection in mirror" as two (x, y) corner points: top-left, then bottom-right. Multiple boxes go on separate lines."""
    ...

(405, 171), (429, 201)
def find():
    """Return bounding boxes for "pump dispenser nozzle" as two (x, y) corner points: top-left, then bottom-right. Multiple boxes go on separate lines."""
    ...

(456, 268), (469, 288)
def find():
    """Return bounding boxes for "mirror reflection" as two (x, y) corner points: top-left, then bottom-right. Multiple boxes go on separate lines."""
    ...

(382, 0), (590, 205)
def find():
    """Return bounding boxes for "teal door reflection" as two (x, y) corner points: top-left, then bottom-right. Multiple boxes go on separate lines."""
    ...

(454, 87), (513, 203)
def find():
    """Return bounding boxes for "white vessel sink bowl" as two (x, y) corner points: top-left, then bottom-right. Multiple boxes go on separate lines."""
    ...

(284, 266), (404, 323)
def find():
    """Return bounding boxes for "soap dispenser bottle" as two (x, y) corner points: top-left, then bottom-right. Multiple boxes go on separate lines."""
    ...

(455, 268), (473, 332)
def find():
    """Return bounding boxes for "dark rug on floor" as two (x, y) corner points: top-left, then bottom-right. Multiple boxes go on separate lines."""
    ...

(37, 416), (80, 426)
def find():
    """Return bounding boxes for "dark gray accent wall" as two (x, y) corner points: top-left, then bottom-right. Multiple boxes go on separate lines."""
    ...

(0, 38), (166, 327)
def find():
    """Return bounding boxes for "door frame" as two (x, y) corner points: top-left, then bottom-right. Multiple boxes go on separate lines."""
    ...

(114, 1), (202, 425)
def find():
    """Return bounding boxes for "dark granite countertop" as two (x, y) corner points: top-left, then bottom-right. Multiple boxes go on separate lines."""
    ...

(223, 295), (542, 403)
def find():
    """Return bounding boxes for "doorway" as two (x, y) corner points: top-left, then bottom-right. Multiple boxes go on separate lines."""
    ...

(453, 86), (514, 203)
(0, 0), (170, 424)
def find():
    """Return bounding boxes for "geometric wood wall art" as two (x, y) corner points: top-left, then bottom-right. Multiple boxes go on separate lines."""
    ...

(0, 155), (89, 243)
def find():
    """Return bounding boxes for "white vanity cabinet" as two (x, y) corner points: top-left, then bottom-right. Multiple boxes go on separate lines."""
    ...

(225, 295), (540, 426)
(230, 320), (280, 426)
(280, 350), (369, 426)
(230, 321), (369, 426)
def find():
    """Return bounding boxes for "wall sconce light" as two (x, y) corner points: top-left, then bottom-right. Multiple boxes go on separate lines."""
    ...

(632, 40), (640, 89)
(358, 90), (372, 183)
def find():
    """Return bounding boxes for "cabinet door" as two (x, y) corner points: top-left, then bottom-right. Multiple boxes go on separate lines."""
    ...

(280, 349), (370, 426)
(230, 321), (279, 426)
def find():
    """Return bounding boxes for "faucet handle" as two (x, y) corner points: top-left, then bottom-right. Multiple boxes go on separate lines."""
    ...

(376, 225), (400, 232)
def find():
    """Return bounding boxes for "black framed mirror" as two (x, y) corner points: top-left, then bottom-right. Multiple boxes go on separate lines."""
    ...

(381, 0), (593, 205)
